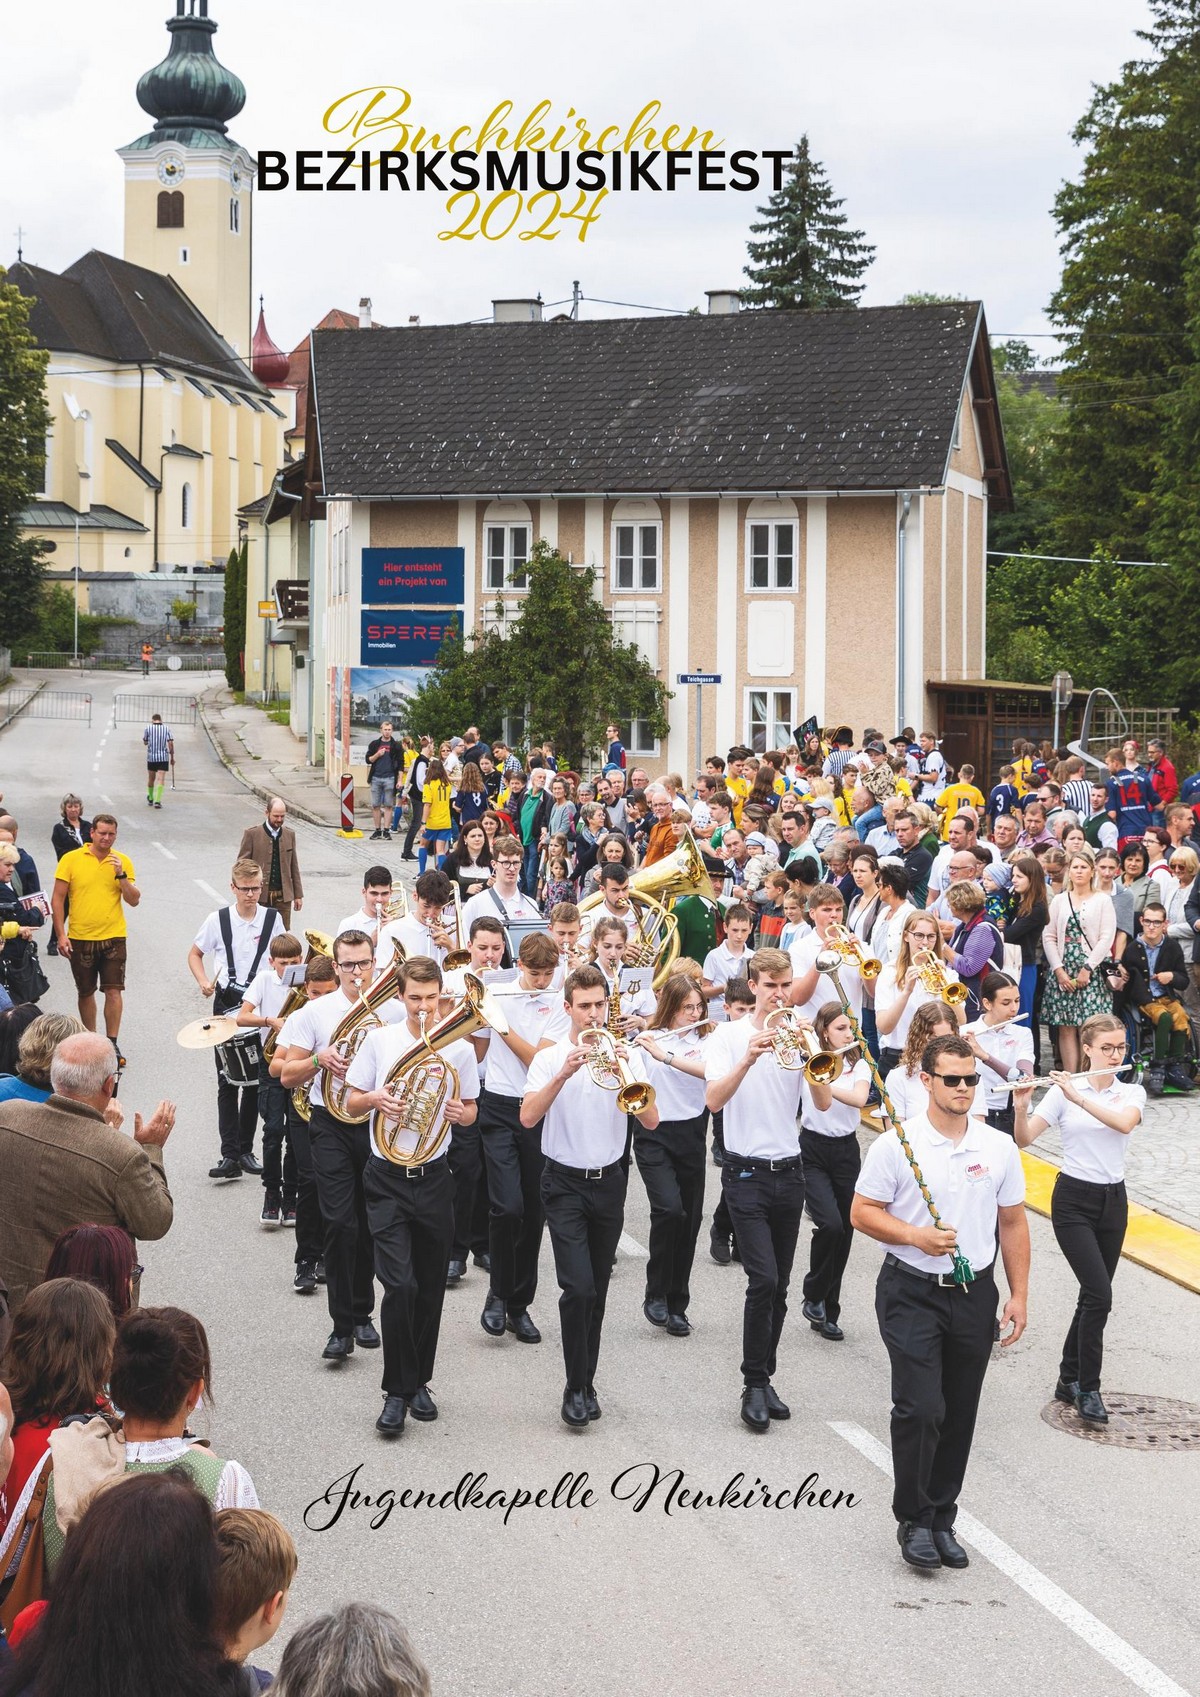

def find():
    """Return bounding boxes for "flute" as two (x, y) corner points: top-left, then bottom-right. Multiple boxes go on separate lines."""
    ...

(1017, 1064), (1133, 1087)
(974, 1012), (1029, 1032)
(636, 1018), (713, 1042)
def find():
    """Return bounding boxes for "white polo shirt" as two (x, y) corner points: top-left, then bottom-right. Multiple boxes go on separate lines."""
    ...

(243, 962), (303, 1023)
(874, 963), (961, 1050)
(801, 1057), (871, 1138)
(526, 1039), (651, 1167)
(856, 1112), (1025, 1275)
(461, 885), (542, 937)
(280, 988), (404, 1105)
(880, 1064), (987, 1123)
(1034, 1078), (1144, 1184)
(376, 913), (447, 968)
(192, 905), (281, 989)
(787, 926), (862, 1020)
(964, 1016), (1035, 1109)
(640, 1029), (708, 1122)
(702, 942), (752, 1020)
(345, 1025), (480, 1164)
(336, 907), (384, 942)
(480, 983), (569, 1099)
(704, 1016), (802, 1161)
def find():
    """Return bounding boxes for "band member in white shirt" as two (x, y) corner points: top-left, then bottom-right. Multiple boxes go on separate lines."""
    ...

(279, 930), (403, 1365)
(336, 865), (397, 945)
(376, 869), (455, 968)
(269, 953), (337, 1294)
(461, 835), (542, 955)
(345, 956), (481, 1437)
(547, 902), (586, 989)
(963, 971), (1034, 1135)
(700, 904), (754, 1021)
(798, 1002), (872, 1342)
(478, 931), (568, 1344)
(588, 918), (656, 1035)
(705, 947), (806, 1433)
(236, 929), (304, 1225)
(633, 975), (711, 1336)
(523, 965), (658, 1428)
(788, 886), (862, 1021)
(1015, 1012), (1144, 1426)
(874, 911), (965, 1077)
(882, 1005), (986, 1122)
(852, 1033), (1029, 1571)
(577, 864), (640, 949)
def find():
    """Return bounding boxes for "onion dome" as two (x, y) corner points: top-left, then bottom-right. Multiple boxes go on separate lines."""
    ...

(251, 299), (290, 387)
(136, 2), (246, 142)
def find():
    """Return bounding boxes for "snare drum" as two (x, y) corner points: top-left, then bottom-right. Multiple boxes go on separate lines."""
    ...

(215, 1031), (263, 1088)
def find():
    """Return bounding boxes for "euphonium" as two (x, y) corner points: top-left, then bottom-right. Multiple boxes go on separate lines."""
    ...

(763, 1008), (853, 1083)
(370, 972), (510, 1165)
(826, 922), (881, 980)
(577, 1026), (655, 1114)
(319, 941), (407, 1123)
(912, 948), (969, 1007)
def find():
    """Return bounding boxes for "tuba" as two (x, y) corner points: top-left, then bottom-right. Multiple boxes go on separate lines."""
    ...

(370, 972), (509, 1166)
(263, 933), (333, 1067)
(763, 1008), (857, 1083)
(578, 828), (716, 989)
(319, 941), (407, 1123)
(912, 948), (968, 1007)
(825, 922), (881, 980)
(577, 1026), (655, 1114)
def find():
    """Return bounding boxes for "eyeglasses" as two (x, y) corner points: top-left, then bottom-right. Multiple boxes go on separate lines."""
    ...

(1092, 1044), (1127, 1057)
(337, 959), (374, 973)
(1170, 862), (1188, 871)
(932, 1072), (980, 1088)
(233, 884), (263, 893)
(496, 857), (522, 868)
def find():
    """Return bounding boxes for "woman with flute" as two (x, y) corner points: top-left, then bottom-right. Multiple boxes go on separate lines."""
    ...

(963, 971), (1035, 1136)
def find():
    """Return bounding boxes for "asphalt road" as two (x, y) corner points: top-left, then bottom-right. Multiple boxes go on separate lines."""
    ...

(4, 670), (1199, 1697)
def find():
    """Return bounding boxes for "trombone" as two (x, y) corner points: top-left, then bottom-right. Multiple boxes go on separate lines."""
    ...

(763, 1008), (859, 1083)
(826, 923), (881, 980)
(912, 948), (968, 1006)
(577, 1027), (656, 1113)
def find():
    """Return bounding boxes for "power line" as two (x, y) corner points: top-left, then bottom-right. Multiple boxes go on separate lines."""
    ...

(985, 550), (1165, 567)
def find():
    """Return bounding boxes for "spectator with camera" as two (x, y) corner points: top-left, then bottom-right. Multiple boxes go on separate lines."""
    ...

(1109, 901), (1194, 1095)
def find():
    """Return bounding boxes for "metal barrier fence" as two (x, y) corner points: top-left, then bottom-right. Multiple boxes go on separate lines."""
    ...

(112, 693), (199, 727)
(25, 650), (225, 672)
(0, 689), (92, 726)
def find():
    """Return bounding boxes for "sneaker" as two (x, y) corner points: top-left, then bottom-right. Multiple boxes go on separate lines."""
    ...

(293, 1260), (318, 1294)
(282, 1206), (297, 1226)
(314, 1258), (327, 1284)
(369, 829), (383, 840)
(260, 1190), (282, 1226)
(382, 829), (392, 840)
(154, 802), (162, 809)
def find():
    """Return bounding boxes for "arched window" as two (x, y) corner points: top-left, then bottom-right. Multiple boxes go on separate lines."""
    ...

(181, 482), (192, 530)
(229, 197), (240, 234)
(157, 190), (184, 228)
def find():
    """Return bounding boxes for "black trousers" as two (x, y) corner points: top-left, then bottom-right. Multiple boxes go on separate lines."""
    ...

(214, 1050), (258, 1161)
(875, 1261), (997, 1529)
(720, 1161), (805, 1386)
(480, 1088), (545, 1314)
(402, 804), (422, 858)
(985, 1101), (1015, 1137)
(879, 1046), (903, 1079)
(363, 1155), (455, 1398)
(447, 1121), (482, 1262)
(634, 1113), (707, 1314)
(258, 1079), (296, 1199)
(285, 1100), (325, 1266)
(799, 1129), (860, 1323)
(308, 1106), (376, 1335)
(541, 1161), (627, 1391)
(1051, 1173), (1127, 1392)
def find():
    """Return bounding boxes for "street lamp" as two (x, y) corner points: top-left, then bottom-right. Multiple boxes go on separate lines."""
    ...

(1051, 669), (1074, 753)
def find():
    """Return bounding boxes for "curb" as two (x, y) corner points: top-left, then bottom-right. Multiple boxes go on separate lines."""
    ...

(196, 692), (334, 830)
(0, 681), (46, 734)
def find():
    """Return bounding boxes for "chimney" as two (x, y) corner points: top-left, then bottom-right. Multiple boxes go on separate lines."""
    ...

(358, 296), (372, 329)
(705, 289), (742, 315)
(493, 297), (543, 324)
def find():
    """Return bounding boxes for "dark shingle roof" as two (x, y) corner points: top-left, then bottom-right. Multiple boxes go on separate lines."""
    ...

(312, 302), (995, 498)
(8, 251), (266, 392)
(22, 501), (148, 532)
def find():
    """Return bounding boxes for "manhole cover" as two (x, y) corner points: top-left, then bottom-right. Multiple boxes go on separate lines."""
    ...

(1041, 1392), (1200, 1450)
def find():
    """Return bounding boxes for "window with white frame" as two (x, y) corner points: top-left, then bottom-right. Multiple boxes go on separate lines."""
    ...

(612, 522), (660, 591)
(617, 718), (660, 758)
(746, 688), (796, 754)
(747, 521), (796, 591)
(485, 523), (530, 590)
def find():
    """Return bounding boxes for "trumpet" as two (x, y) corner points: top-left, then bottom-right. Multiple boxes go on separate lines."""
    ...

(763, 1008), (858, 1083)
(441, 883), (471, 972)
(577, 1027), (656, 1114)
(826, 923), (881, 980)
(912, 948), (969, 1007)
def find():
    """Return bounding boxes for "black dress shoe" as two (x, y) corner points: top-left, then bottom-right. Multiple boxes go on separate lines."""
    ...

(1075, 1388), (1109, 1424)
(239, 1153), (263, 1175)
(817, 1318), (845, 1341)
(709, 1231), (732, 1265)
(208, 1158), (242, 1180)
(353, 1321), (381, 1349)
(897, 1522), (942, 1568)
(407, 1385), (438, 1421)
(802, 1298), (827, 1327)
(473, 1252), (491, 1271)
(666, 1312), (691, 1336)
(764, 1384), (790, 1420)
(643, 1297), (669, 1327)
(561, 1387), (590, 1427)
(322, 1332), (354, 1362)
(1054, 1376), (1080, 1405)
(480, 1293), (506, 1336)
(740, 1385), (770, 1433)
(506, 1310), (541, 1344)
(584, 1385), (602, 1421)
(932, 1527), (969, 1568)
(445, 1258), (466, 1287)
(376, 1395), (406, 1436)
(293, 1261), (317, 1295)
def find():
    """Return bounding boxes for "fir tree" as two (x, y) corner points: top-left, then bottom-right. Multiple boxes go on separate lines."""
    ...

(0, 271), (52, 655)
(223, 544), (246, 690)
(742, 136), (874, 310)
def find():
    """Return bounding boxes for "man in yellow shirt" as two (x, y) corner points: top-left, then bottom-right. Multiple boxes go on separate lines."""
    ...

(935, 765), (987, 841)
(51, 813), (141, 1053)
(725, 748), (752, 827)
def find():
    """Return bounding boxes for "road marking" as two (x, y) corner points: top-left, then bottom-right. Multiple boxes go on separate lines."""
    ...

(618, 1231), (647, 1258)
(92, 763), (100, 774)
(151, 841), (177, 860)
(101, 795), (115, 807)
(828, 1421), (1193, 1697)
(194, 879), (223, 902)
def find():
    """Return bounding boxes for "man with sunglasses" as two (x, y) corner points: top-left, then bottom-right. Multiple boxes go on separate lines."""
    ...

(279, 931), (405, 1364)
(851, 1033), (1029, 1572)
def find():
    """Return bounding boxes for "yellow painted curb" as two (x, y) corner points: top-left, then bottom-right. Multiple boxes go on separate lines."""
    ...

(1020, 1151), (1200, 1296)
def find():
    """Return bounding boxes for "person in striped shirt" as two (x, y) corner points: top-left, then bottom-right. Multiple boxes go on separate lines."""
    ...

(142, 715), (174, 809)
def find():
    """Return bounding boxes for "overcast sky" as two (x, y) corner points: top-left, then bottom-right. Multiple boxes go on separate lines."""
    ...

(2, 0), (1148, 358)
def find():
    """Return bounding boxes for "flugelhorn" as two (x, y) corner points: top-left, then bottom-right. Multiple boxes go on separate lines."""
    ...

(763, 1007), (858, 1083)
(912, 948), (968, 1006)
(577, 1027), (655, 1113)
(826, 922), (881, 980)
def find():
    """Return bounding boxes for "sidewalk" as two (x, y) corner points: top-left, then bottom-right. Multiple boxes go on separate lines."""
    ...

(199, 685), (345, 828)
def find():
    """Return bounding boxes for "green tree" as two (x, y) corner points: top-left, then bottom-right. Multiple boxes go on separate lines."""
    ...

(401, 542), (671, 768)
(1148, 223), (1200, 714)
(742, 136), (874, 310)
(1047, 0), (1200, 559)
(28, 585), (114, 657)
(0, 270), (52, 654)
(223, 544), (246, 689)
(898, 292), (968, 307)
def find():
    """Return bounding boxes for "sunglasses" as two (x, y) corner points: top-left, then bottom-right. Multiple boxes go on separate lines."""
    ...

(932, 1072), (980, 1088)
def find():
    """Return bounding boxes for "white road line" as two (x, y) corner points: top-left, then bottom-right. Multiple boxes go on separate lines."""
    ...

(617, 1231), (647, 1258)
(101, 795), (116, 807)
(194, 879), (223, 902)
(151, 841), (177, 860)
(828, 1421), (1193, 1697)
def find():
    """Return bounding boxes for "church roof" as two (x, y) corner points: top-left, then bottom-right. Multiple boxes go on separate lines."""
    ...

(9, 251), (266, 392)
(127, 1), (246, 150)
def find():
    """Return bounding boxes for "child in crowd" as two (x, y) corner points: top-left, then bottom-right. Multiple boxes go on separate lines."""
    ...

(701, 902), (754, 1020)
(214, 1508), (297, 1690)
(987, 763), (1021, 827)
(779, 888), (807, 953)
(936, 763), (986, 839)
(540, 852), (575, 915)
(754, 868), (789, 945)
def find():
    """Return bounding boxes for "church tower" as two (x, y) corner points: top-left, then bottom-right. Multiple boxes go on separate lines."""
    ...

(117, 1), (253, 358)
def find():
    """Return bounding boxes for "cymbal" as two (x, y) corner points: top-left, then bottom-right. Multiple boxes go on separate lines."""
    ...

(177, 1016), (238, 1049)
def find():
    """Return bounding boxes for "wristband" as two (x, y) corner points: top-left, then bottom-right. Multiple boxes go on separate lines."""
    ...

(312, 1052), (320, 1070)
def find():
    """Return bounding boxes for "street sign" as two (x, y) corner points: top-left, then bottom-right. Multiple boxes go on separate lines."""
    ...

(678, 672), (722, 685)
(257, 600), (275, 618)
